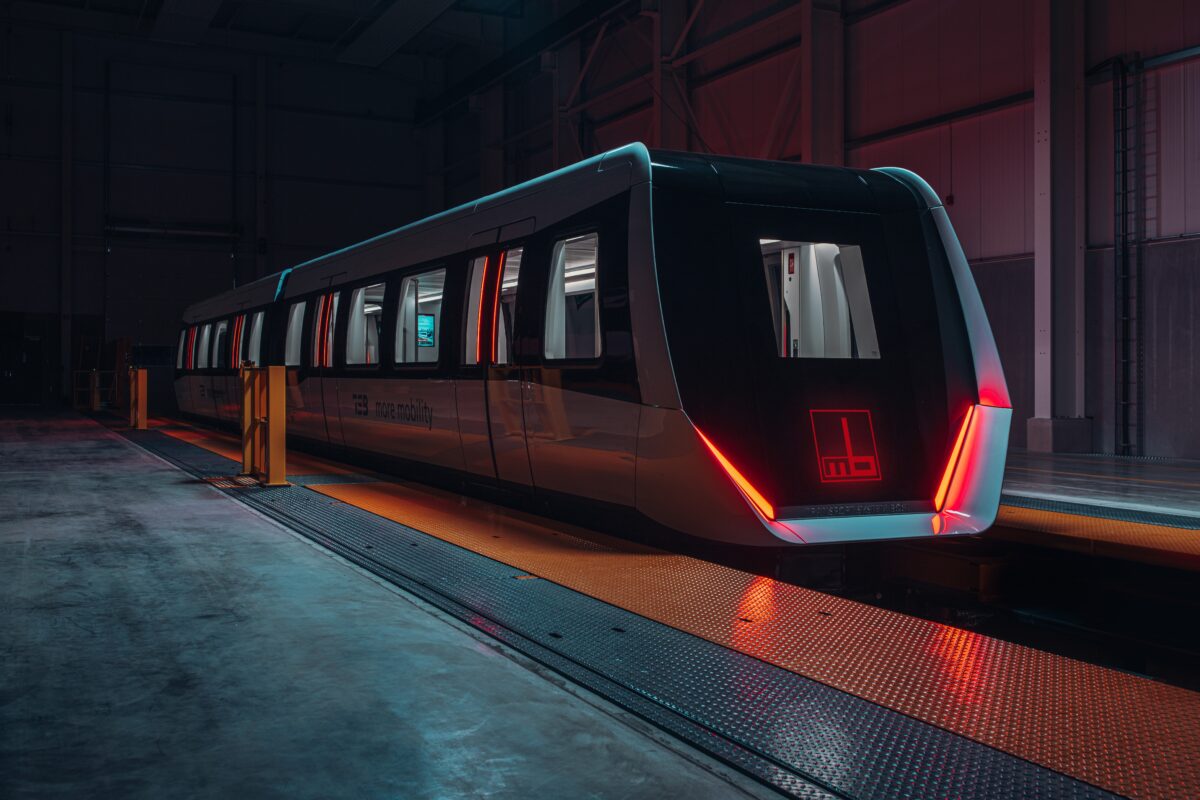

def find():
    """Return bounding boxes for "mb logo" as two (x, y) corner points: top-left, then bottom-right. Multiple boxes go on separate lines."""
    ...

(809, 409), (882, 483)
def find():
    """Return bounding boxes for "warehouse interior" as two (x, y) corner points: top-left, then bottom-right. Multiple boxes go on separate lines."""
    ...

(3, 0), (1198, 458)
(4, 2), (1200, 799)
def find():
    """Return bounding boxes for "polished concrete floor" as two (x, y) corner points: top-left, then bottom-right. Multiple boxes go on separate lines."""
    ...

(0, 412), (771, 800)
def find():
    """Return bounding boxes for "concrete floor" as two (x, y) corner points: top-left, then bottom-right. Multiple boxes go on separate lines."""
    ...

(0, 412), (771, 800)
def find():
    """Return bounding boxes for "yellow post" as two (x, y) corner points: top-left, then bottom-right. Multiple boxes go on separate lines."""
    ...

(263, 365), (287, 486)
(240, 366), (255, 477)
(128, 367), (148, 430)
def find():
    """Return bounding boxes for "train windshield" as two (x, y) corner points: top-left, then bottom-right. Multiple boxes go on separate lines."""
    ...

(759, 239), (880, 360)
(653, 186), (973, 515)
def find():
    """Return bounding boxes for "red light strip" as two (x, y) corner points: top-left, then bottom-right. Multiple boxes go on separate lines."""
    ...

(490, 250), (507, 364)
(231, 315), (243, 366)
(314, 295), (325, 366)
(694, 428), (776, 521)
(323, 294), (333, 367)
(186, 327), (196, 370)
(935, 405), (975, 511)
(475, 256), (490, 365)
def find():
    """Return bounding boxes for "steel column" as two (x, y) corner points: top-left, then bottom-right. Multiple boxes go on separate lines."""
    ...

(1028, 0), (1090, 453)
(59, 31), (73, 402)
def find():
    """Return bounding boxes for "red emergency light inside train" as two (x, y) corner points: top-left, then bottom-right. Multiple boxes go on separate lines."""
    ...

(172, 143), (1012, 546)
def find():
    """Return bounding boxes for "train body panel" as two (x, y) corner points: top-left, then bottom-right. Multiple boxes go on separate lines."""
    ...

(172, 144), (1010, 547)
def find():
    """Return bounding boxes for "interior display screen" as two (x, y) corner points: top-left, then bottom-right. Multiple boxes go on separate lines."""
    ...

(417, 314), (435, 347)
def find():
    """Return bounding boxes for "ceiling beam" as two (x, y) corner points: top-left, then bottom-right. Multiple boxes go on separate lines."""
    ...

(338, 0), (458, 68)
(154, 0), (224, 42)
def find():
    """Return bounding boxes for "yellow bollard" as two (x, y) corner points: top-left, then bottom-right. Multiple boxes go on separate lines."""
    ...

(263, 365), (287, 486)
(128, 367), (148, 430)
(240, 366), (256, 477)
(239, 365), (287, 487)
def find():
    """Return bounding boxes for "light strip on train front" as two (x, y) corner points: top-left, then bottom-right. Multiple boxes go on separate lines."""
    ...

(694, 428), (776, 521)
(935, 405), (975, 512)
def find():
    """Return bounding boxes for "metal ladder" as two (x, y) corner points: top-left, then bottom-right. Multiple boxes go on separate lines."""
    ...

(1112, 57), (1145, 456)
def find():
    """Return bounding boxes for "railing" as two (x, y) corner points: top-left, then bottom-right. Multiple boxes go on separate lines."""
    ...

(72, 370), (116, 411)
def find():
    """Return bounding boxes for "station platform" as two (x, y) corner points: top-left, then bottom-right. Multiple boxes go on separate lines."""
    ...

(6, 411), (1200, 799)
(995, 451), (1200, 569)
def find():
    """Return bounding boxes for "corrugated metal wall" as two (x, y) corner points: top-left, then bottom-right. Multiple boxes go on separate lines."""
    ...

(438, 0), (1199, 456)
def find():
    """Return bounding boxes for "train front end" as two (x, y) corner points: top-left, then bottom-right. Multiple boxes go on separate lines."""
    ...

(638, 153), (1011, 545)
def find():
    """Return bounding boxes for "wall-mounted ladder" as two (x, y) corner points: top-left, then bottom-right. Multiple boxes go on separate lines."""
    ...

(1112, 57), (1145, 456)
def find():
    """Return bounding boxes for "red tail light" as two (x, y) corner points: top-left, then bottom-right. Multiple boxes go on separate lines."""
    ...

(694, 428), (775, 521)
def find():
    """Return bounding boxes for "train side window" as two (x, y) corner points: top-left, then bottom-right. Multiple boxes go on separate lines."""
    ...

(176, 330), (187, 369)
(545, 233), (601, 360)
(759, 239), (880, 359)
(346, 283), (386, 366)
(196, 323), (213, 369)
(463, 256), (488, 365)
(247, 311), (264, 366)
(285, 302), (306, 366)
(494, 247), (522, 365)
(311, 292), (340, 368)
(212, 320), (229, 369)
(397, 268), (446, 365)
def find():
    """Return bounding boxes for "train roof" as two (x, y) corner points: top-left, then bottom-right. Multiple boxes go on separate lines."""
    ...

(182, 143), (937, 323)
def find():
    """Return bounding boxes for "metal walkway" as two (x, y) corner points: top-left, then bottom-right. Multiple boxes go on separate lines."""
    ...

(122, 423), (1200, 800)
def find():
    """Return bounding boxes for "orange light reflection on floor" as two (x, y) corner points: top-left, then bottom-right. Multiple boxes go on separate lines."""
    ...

(308, 478), (1200, 800)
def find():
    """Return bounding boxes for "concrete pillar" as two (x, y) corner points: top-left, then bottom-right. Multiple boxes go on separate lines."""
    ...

(1027, 0), (1090, 452)
(798, 0), (843, 165)
(59, 31), (73, 402)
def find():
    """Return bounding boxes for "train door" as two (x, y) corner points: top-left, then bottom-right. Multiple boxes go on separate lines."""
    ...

(211, 318), (237, 423)
(194, 321), (219, 418)
(283, 296), (322, 442)
(522, 220), (639, 507)
(457, 245), (535, 488)
(311, 287), (344, 446)
(457, 254), (497, 480)
(486, 246), (534, 489)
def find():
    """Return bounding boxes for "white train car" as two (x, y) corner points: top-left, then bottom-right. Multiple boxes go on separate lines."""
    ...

(175, 143), (1011, 546)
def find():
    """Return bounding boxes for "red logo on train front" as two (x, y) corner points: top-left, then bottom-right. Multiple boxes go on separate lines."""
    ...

(809, 410), (882, 483)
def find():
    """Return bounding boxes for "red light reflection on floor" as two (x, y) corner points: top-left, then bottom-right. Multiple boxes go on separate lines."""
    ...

(731, 575), (780, 659)
(927, 624), (990, 707)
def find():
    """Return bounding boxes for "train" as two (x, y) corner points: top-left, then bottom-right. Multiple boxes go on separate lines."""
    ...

(174, 143), (1012, 546)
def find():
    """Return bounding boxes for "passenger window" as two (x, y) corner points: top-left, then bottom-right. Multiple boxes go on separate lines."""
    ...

(346, 283), (386, 366)
(285, 302), (306, 366)
(212, 320), (229, 369)
(397, 269), (446, 365)
(759, 239), (880, 359)
(197, 323), (213, 369)
(494, 247), (522, 365)
(247, 311), (264, 366)
(176, 330), (186, 369)
(463, 256), (488, 365)
(312, 292), (340, 368)
(545, 233), (601, 360)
